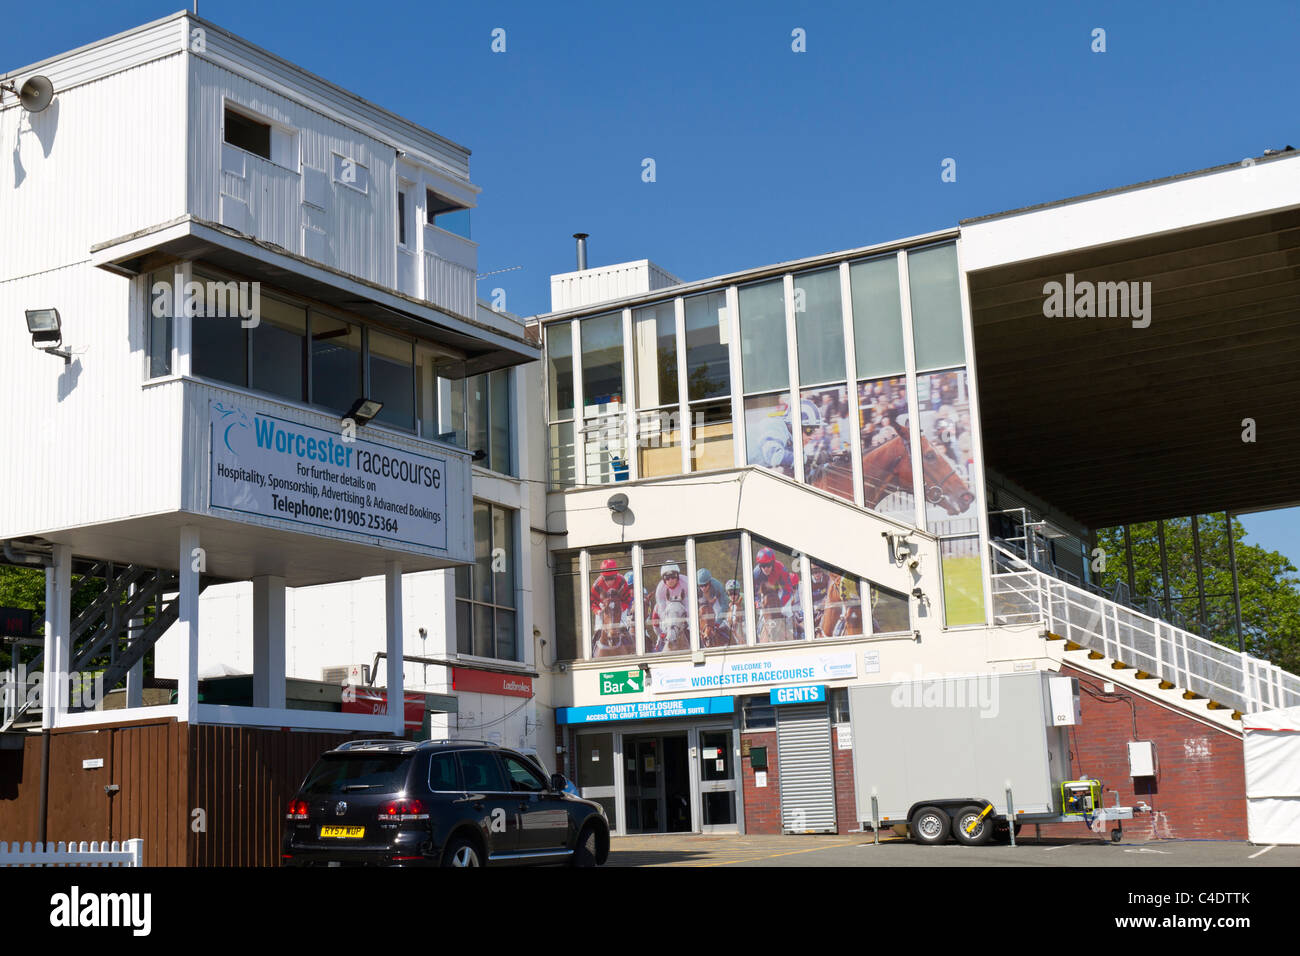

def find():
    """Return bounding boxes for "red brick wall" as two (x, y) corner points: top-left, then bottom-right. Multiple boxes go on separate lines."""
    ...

(1034, 664), (1247, 840)
(740, 731), (780, 833)
(832, 724), (859, 834)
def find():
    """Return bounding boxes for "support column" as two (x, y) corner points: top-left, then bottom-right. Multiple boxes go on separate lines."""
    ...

(42, 544), (72, 729)
(385, 560), (405, 737)
(177, 526), (201, 723)
(126, 582), (144, 708)
(1226, 512), (1245, 652)
(252, 575), (287, 709)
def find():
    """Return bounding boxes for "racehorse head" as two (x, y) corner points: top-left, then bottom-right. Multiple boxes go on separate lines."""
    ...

(660, 601), (690, 651)
(860, 433), (913, 508)
(918, 434), (975, 515)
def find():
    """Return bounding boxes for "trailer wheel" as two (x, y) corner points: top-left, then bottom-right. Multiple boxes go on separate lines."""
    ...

(910, 806), (951, 845)
(952, 805), (994, 847)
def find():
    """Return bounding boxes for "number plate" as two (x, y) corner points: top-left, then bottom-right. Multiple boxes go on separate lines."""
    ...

(319, 826), (365, 839)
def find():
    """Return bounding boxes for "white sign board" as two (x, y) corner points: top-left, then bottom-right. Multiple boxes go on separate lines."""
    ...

(209, 401), (449, 551)
(653, 653), (856, 694)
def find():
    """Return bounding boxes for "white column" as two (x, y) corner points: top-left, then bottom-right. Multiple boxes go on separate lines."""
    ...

(177, 525), (201, 723)
(252, 575), (287, 709)
(42, 544), (71, 729)
(385, 560), (405, 737)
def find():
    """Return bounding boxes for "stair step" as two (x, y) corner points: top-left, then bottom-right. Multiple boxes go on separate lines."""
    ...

(1111, 661), (1132, 670)
(1086, 651), (1104, 660)
(1134, 671), (1154, 680)
(1159, 680), (1175, 689)
(1045, 632), (1065, 641)
(1182, 690), (1203, 700)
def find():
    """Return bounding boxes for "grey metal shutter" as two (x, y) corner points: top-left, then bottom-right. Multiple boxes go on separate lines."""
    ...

(777, 703), (836, 833)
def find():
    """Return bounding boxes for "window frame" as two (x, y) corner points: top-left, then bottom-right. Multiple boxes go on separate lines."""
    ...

(455, 502), (519, 662)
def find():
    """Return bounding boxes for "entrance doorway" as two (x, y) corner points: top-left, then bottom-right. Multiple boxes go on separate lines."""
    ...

(624, 732), (691, 833)
(698, 726), (738, 831)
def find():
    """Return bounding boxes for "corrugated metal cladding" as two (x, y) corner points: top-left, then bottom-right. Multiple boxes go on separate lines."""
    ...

(0, 266), (184, 541)
(777, 703), (837, 833)
(190, 59), (397, 289)
(0, 54), (187, 281)
(424, 251), (475, 319)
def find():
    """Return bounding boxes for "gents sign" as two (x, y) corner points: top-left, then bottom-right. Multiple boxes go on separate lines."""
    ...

(209, 401), (449, 551)
(770, 684), (826, 705)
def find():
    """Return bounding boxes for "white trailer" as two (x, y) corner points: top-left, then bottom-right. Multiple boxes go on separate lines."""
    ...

(848, 671), (1134, 845)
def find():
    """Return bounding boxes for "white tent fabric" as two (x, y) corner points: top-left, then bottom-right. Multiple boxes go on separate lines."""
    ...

(1243, 706), (1300, 845)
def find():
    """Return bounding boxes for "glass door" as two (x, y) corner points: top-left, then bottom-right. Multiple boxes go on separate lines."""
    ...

(623, 735), (665, 833)
(575, 733), (618, 829)
(697, 727), (738, 832)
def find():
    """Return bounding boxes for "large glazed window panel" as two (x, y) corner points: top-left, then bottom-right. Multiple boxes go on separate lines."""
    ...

(793, 268), (845, 386)
(147, 272), (173, 378)
(870, 584), (911, 634)
(553, 554), (582, 662)
(691, 399), (733, 472)
(694, 535), (745, 647)
(250, 296), (306, 402)
(744, 392), (794, 478)
(467, 373), (489, 461)
(940, 536), (986, 626)
(909, 244), (966, 371)
(546, 323), (575, 421)
(684, 291), (731, 401)
(633, 301), (679, 411)
(800, 384), (852, 501)
(809, 560), (862, 639)
(751, 539), (804, 643)
(738, 279), (788, 394)
(643, 541), (690, 654)
(850, 256), (905, 378)
(488, 369), (511, 475)
(580, 313), (625, 412)
(636, 408), (682, 478)
(590, 547), (635, 658)
(858, 376), (915, 523)
(917, 369), (979, 535)
(368, 330), (414, 430)
(192, 304), (247, 388)
(310, 315), (362, 415)
(456, 502), (518, 660)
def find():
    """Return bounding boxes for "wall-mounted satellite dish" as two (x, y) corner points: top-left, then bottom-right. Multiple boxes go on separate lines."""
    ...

(1, 74), (55, 113)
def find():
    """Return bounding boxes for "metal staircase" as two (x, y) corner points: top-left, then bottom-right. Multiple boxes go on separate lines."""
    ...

(2, 563), (209, 733)
(991, 542), (1300, 718)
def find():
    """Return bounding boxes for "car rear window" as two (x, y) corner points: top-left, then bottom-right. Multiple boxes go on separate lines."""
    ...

(301, 755), (412, 795)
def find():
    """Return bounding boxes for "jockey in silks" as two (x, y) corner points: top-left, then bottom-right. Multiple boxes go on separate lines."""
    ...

(752, 547), (796, 617)
(725, 578), (746, 639)
(696, 568), (728, 618)
(590, 558), (633, 628)
(650, 562), (689, 650)
(757, 399), (825, 479)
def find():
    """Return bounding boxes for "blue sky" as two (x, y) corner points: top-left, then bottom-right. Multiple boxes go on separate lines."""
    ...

(4, 0), (1297, 562)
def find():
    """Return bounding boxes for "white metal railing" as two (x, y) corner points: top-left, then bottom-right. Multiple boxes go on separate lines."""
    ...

(0, 839), (143, 867)
(990, 543), (1300, 715)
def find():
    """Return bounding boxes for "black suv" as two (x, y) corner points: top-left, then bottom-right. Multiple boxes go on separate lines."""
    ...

(282, 739), (609, 867)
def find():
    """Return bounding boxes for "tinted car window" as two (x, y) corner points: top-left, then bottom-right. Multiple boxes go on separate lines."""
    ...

(428, 752), (463, 791)
(501, 754), (547, 793)
(301, 755), (412, 795)
(459, 750), (508, 792)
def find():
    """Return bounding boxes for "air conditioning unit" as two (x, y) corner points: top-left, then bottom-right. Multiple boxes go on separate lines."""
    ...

(322, 665), (371, 685)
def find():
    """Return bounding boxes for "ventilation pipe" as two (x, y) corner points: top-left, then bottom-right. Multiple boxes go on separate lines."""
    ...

(573, 233), (589, 271)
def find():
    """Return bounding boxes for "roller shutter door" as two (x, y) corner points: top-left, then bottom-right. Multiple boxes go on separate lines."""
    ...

(777, 703), (836, 833)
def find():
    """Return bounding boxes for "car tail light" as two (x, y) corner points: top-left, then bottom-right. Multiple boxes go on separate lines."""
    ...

(378, 798), (429, 822)
(285, 799), (309, 820)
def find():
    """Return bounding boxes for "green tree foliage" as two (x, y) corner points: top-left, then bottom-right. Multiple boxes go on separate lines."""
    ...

(1096, 515), (1300, 673)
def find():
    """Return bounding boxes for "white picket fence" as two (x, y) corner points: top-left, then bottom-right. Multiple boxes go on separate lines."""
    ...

(0, 839), (143, 867)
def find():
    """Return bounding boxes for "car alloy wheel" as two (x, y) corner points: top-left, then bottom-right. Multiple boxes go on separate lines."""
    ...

(451, 845), (480, 867)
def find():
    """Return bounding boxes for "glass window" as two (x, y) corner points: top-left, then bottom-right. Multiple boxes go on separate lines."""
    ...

(427, 752), (462, 791)
(643, 541), (690, 654)
(310, 314), (362, 415)
(456, 503), (518, 660)
(694, 535), (745, 646)
(633, 301), (678, 411)
(850, 256), (905, 378)
(589, 547), (635, 658)
(793, 268), (845, 386)
(830, 687), (850, 723)
(690, 399), (733, 473)
(147, 272), (173, 378)
(738, 279), (788, 394)
(191, 273), (247, 387)
(458, 750), (507, 793)
(917, 369), (978, 535)
(250, 296), (306, 402)
(368, 329), (414, 430)
(940, 536), (986, 627)
(684, 291), (730, 401)
(800, 384), (852, 501)
(809, 560), (862, 639)
(489, 369), (511, 475)
(553, 553), (582, 662)
(870, 584), (911, 634)
(744, 392), (794, 479)
(426, 190), (471, 238)
(909, 243), (965, 371)
(546, 323), (575, 421)
(501, 754), (547, 793)
(742, 696), (775, 731)
(858, 376), (915, 523)
(224, 107), (270, 159)
(467, 373), (489, 459)
(549, 421), (576, 488)
(414, 346), (439, 439)
(636, 407), (682, 478)
(580, 313), (624, 413)
(751, 539), (804, 643)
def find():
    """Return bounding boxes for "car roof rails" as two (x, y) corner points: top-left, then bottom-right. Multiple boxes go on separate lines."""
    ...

(333, 739), (419, 752)
(422, 738), (500, 748)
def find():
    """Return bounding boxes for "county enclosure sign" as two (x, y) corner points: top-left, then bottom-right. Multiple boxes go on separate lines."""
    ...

(208, 401), (449, 551)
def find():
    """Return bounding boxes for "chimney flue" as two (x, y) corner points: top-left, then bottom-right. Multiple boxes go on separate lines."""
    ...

(573, 233), (589, 271)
